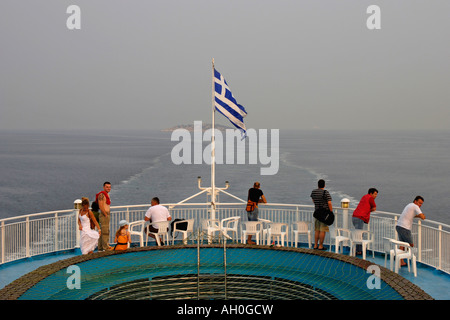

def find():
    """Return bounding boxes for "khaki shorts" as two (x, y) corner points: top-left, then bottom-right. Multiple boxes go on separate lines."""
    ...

(314, 219), (329, 232)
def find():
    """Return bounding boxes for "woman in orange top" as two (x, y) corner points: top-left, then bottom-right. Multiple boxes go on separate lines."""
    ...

(114, 220), (131, 251)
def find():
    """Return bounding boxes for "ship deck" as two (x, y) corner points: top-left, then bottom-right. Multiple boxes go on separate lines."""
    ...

(1, 243), (448, 300)
(1, 200), (449, 301)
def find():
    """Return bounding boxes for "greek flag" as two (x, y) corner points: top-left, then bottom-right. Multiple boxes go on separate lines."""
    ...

(214, 68), (247, 138)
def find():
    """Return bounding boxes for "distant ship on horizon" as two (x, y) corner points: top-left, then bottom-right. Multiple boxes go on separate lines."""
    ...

(161, 123), (233, 132)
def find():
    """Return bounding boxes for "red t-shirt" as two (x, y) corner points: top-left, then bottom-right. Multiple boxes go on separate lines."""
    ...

(352, 194), (376, 223)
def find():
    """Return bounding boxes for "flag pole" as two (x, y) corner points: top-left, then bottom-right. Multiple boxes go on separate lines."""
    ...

(211, 58), (216, 220)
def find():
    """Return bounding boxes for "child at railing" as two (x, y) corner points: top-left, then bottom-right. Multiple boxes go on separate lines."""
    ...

(114, 220), (131, 251)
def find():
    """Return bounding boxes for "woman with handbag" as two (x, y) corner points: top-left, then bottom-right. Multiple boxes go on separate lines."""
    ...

(310, 179), (333, 250)
(246, 182), (267, 245)
(78, 197), (101, 254)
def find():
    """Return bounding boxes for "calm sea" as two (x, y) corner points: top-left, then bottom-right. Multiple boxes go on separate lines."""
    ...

(0, 129), (449, 225)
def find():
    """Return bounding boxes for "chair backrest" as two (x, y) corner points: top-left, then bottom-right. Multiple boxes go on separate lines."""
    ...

(270, 223), (287, 233)
(351, 230), (371, 241)
(202, 219), (219, 229)
(258, 219), (271, 229)
(293, 221), (309, 233)
(336, 228), (351, 238)
(153, 221), (170, 234)
(221, 216), (240, 229)
(185, 219), (195, 232)
(390, 239), (413, 255)
(243, 221), (262, 232)
(174, 219), (195, 232)
(383, 237), (394, 253)
(129, 220), (145, 234)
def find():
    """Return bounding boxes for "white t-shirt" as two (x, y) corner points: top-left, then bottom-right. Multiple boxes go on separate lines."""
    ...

(397, 203), (422, 230)
(145, 204), (171, 229)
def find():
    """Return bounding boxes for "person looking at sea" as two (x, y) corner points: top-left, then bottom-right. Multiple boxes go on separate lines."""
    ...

(246, 182), (267, 245)
(310, 179), (332, 250)
(396, 196), (426, 266)
(352, 188), (378, 255)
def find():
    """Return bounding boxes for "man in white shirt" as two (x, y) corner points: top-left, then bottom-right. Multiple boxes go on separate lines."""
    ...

(144, 197), (172, 244)
(396, 196), (426, 266)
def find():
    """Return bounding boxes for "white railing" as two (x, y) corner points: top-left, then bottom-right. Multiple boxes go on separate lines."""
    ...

(0, 210), (77, 264)
(1, 203), (449, 275)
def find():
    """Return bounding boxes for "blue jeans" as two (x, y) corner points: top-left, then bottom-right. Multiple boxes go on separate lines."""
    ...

(352, 217), (364, 253)
(396, 226), (413, 245)
(247, 207), (259, 221)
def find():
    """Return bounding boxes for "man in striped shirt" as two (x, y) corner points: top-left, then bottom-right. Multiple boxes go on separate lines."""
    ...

(310, 179), (333, 250)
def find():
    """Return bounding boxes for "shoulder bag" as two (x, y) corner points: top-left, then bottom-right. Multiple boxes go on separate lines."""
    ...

(246, 200), (256, 212)
(313, 190), (335, 225)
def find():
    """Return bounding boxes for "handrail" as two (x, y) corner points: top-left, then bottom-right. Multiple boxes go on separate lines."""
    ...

(1, 202), (449, 275)
(0, 209), (74, 223)
(371, 210), (450, 230)
(2, 203), (448, 229)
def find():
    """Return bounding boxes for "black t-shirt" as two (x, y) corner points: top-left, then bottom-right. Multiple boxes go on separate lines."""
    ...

(248, 188), (263, 203)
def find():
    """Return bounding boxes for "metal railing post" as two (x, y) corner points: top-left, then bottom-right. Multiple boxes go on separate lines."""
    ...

(1, 221), (5, 264)
(438, 225), (442, 270)
(224, 238), (227, 300)
(418, 220), (422, 262)
(74, 199), (81, 248)
(54, 212), (59, 252)
(197, 228), (200, 300)
(25, 217), (30, 258)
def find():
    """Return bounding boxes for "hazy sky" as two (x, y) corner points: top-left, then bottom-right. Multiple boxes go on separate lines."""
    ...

(1, 0), (449, 131)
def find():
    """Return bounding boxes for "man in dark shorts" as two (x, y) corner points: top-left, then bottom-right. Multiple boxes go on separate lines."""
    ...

(246, 182), (267, 245)
(396, 196), (426, 266)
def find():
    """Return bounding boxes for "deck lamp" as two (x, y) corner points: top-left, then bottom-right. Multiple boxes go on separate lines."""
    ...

(74, 199), (82, 209)
(341, 198), (350, 209)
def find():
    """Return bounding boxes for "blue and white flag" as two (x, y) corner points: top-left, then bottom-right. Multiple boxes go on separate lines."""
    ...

(214, 68), (247, 138)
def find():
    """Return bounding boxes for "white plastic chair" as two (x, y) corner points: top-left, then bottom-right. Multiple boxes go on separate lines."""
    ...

(172, 219), (195, 245)
(201, 219), (221, 244)
(146, 220), (170, 246)
(258, 218), (271, 245)
(292, 221), (311, 248)
(221, 216), (241, 242)
(241, 221), (263, 244)
(330, 228), (351, 254)
(350, 230), (374, 260)
(389, 239), (417, 277)
(382, 237), (396, 268)
(128, 220), (146, 247)
(267, 223), (289, 247)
